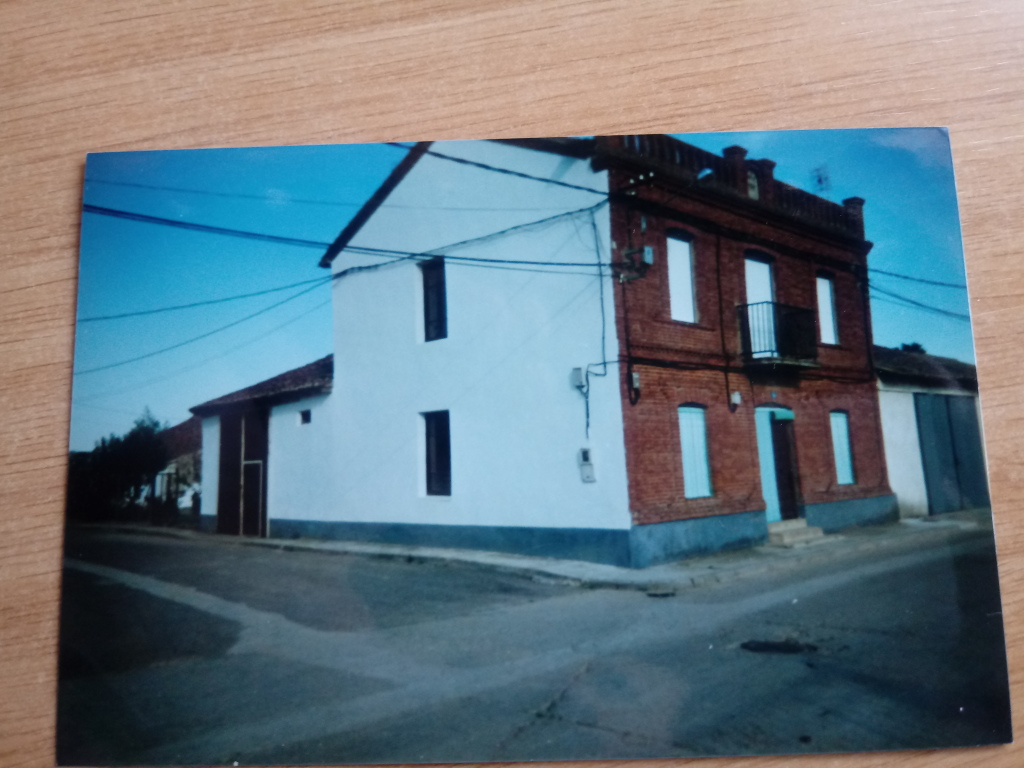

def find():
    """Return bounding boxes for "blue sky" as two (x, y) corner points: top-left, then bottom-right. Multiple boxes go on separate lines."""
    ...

(70, 129), (975, 451)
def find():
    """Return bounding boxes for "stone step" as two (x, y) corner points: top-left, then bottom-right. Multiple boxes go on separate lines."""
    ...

(768, 524), (827, 547)
(767, 518), (810, 532)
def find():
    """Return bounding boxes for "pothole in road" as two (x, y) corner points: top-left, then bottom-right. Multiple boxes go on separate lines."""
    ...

(740, 639), (819, 654)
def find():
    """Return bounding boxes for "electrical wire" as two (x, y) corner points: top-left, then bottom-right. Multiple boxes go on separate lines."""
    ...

(870, 267), (966, 289)
(869, 285), (971, 321)
(386, 142), (607, 197)
(83, 202), (607, 269)
(77, 203), (609, 324)
(85, 177), (577, 213)
(83, 204), (329, 249)
(74, 297), (333, 402)
(79, 276), (331, 322)
(74, 282), (327, 376)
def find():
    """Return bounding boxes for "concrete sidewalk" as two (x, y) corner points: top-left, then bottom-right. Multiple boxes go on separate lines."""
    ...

(81, 509), (994, 594)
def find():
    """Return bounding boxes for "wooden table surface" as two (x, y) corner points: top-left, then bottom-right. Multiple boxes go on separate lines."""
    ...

(3, 1), (1023, 766)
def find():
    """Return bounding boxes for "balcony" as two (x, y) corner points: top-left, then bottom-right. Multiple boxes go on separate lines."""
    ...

(737, 302), (818, 366)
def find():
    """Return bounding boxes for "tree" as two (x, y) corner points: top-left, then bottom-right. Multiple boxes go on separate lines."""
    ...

(66, 409), (169, 523)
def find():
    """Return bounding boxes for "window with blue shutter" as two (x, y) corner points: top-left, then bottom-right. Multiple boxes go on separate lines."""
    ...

(830, 410), (855, 485)
(678, 405), (713, 498)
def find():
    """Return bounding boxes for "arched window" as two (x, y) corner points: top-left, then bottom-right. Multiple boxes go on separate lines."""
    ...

(747, 170), (760, 200)
(678, 404), (713, 498)
(829, 410), (855, 485)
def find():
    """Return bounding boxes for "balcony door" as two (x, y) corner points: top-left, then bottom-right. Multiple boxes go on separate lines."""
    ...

(745, 257), (775, 358)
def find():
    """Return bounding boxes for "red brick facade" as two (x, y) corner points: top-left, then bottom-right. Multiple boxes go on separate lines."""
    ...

(594, 135), (891, 527)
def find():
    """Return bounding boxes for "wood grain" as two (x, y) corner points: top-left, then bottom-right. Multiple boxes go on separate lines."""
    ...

(3, 1), (1023, 765)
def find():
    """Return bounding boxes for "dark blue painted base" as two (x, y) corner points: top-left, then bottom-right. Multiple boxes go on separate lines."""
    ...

(268, 510), (768, 569)
(198, 515), (217, 533)
(629, 510), (768, 567)
(270, 519), (634, 567)
(804, 494), (898, 533)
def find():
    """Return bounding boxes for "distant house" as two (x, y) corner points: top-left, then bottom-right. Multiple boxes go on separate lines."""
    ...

(875, 345), (989, 518)
(193, 135), (899, 567)
(191, 356), (333, 535)
(153, 415), (203, 511)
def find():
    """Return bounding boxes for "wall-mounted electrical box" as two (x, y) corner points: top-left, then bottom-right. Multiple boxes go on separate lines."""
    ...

(631, 371), (641, 391)
(571, 367), (585, 390)
(578, 448), (596, 483)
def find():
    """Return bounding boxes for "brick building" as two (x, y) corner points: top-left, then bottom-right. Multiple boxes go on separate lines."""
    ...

(595, 135), (895, 554)
(195, 135), (896, 566)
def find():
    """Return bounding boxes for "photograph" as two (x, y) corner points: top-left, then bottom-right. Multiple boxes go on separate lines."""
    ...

(57, 129), (1011, 765)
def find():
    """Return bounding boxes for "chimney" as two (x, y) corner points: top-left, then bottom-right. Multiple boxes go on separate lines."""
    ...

(722, 145), (748, 194)
(843, 197), (866, 238)
(749, 159), (776, 204)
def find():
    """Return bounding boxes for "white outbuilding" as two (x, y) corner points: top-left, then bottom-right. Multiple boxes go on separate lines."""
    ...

(874, 345), (989, 518)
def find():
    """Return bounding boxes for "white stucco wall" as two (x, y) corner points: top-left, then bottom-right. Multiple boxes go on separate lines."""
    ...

(199, 415), (220, 521)
(266, 394), (334, 532)
(293, 140), (631, 532)
(877, 388), (928, 518)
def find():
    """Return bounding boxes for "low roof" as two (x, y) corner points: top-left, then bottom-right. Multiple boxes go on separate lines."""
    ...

(160, 415), (202, 457)
(873, 345), (977, 391)
(191, 355), (333, 416)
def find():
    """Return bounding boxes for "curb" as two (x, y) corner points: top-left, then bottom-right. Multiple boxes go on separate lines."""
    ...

(71, 512), (994, 594)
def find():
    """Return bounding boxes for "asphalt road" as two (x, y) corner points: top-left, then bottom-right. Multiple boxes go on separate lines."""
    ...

(57, 527), (1011, 765)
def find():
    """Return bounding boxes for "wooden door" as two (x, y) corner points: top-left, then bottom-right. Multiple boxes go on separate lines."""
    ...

(240, 409), (268, 537)
(216, 413), (242, 535)
(216, 408), (268, 536)
(770, 415), (801, 520)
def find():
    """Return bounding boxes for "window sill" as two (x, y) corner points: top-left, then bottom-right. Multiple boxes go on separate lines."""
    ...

(666, 318), (713, 331)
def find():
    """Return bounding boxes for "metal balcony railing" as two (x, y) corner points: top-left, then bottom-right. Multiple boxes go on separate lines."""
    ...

(737, 301), (818, 364)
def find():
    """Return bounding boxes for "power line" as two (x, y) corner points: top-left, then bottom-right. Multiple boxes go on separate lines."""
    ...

(386, 142), (607, 197)
(85, 177), (576, 213)
(870, 285), (971, 321)
(870, 267), (966, 289)
(83, 202), (607, 271)
(346, 244), (604, 271)
(79, 276), (331, 322)
(83, 204), (330, 249)
(341, 200), (610, 269)
(76, 203), (608, 327)
(74, 297), (333, 401)
(74, 282), (323, 378)
(425, 200), (608, 254)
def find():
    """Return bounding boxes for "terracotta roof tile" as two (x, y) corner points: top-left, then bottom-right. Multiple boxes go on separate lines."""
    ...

(160, 415), (202, 457)
(873, 345), (977, 390)
(191, 355), (333, 416)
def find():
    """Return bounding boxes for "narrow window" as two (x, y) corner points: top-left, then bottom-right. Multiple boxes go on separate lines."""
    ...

(667, 236), (697, 323)
(423, 410), (451, 495)
(830, 411), (855, 485)
(816, 275), (838, 345)
(421, 257), (447, 341)
(678, 405), (713, 498)
(747, 171), (760, 200)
